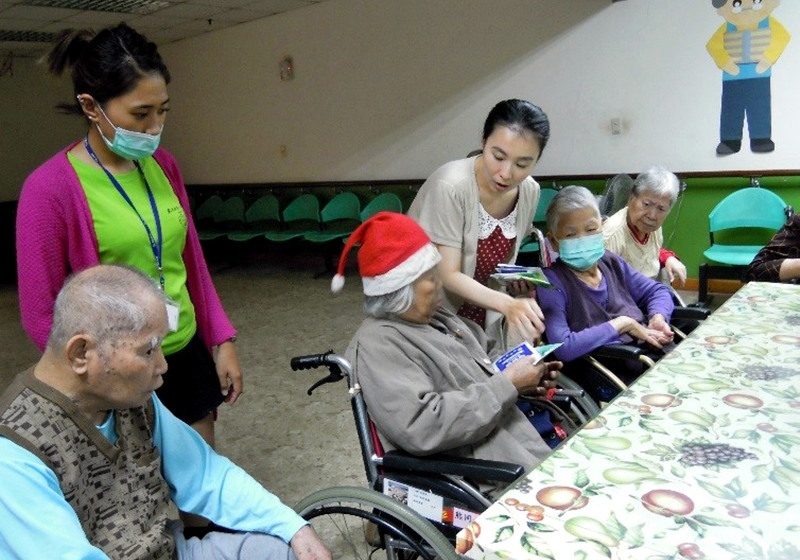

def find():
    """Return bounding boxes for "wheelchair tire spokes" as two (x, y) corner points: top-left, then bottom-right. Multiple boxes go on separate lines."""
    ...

(296, 486), (458, 560)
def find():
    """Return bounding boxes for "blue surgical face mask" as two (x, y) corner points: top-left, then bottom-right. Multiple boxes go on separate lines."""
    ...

(95, 103), (162, 160)
(557, 233), (605, 271)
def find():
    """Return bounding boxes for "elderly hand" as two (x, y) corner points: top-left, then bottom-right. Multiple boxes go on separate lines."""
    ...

(503, 296), (545, 342)
(648, 314), (674, 344)
(503, 357), (562, 395)
(215, 340), (243, 404)
(610, 316), (664, 350)
(534, 360), (562, 396)
(664, 256), (687, 287)
(291, 525), (332, 560)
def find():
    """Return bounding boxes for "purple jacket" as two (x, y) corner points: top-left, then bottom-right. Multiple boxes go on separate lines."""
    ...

(539, 252), (673, 363)
(16, 142), (236, 352)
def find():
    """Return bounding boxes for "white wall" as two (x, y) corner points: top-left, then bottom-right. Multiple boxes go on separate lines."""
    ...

(2, 0), (798, 200)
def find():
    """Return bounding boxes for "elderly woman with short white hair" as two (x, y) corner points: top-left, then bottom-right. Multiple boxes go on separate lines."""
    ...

(332, 212), (560, 473)
(538, 186), (674, 401)
(602, 166), (687, 286)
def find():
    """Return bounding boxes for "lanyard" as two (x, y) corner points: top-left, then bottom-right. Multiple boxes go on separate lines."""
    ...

(84, 137), (165, 290)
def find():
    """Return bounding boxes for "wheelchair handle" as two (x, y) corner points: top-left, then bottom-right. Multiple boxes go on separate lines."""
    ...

(291, 351), (337, 371)
(290, 351), (353, 395)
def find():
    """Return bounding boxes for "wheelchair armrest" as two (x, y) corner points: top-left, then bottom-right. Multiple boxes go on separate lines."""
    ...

(381, 450), (525, 483)
(589, 343), (643, 361)
(672, 306), (710, 320)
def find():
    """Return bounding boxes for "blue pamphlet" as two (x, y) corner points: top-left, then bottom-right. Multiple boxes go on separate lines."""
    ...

(494, 341), (562, 372)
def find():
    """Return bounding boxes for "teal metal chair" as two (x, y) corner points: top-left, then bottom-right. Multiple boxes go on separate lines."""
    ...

(305, 192), (362, 275)
(517, 187), (558, 266)
(264, 193), (320, 242)
(228, 194), (281, 241)
(698, 187), (791, 302)
(198, 196), (245, 241)
(359, 193), (403, 221)
(194, 194), (224, 238)
(304, 192), (361, 244)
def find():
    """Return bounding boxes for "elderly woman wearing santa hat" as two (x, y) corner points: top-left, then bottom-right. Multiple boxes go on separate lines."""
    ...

(332, 212), (560, 473)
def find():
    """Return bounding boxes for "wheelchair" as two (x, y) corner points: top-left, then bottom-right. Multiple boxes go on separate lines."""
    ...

(290, 351), (598, 559)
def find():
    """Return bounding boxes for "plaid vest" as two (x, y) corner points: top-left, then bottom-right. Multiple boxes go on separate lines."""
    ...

(0, 369), (174, 560)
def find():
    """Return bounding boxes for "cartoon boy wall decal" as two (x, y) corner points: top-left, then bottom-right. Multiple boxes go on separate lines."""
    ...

(706, 0), (790, 155)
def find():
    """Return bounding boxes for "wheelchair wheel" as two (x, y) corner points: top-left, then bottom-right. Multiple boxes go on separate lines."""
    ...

(558, 373), (601, 422)
(295, 486), (458, 560)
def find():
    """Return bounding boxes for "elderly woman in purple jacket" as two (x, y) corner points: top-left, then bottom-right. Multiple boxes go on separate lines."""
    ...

(537, 186), (674, 402)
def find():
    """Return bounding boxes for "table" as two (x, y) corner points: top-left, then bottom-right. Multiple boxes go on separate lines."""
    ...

(457, 282), (800, 560)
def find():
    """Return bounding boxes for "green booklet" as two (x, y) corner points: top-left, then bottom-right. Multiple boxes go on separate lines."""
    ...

(490, 264), (553, 288)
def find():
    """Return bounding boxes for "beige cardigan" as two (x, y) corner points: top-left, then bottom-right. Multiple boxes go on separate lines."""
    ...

(408, 156), (541, 314)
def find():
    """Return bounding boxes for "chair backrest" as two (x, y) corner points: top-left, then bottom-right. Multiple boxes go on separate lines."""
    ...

(195, 194), (223, 222)
(361, 193), (403, 221)
(245, 194), (280, 224)
(320, 192), (361, 223)
(282, 193), (320, 224)
(709, 187), (788, 233)
(215, 196), (246, 224)
(534, 188), (558, 225)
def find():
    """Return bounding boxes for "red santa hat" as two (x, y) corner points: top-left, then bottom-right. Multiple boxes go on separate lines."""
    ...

(331, 211), (441, 296)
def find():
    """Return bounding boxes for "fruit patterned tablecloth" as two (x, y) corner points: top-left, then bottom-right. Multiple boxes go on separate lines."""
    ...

(457, 282), (800, 560)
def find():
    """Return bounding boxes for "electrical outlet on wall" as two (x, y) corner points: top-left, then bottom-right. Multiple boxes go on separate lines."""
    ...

(611, 118), (621, 135)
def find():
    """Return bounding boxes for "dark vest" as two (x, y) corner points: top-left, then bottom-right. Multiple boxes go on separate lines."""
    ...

(549, 252), (645, 344)
(0, 369), (174, 560)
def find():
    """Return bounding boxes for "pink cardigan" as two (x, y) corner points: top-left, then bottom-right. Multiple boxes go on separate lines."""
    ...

(16, 142), (236, 352)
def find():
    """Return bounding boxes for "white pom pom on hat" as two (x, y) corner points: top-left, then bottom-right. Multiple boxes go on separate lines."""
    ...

(331, 273), (345, 294)
(331, 211), (441, 296)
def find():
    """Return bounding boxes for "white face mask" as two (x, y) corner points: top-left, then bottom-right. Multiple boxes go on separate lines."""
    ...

(95, 103), (163, 160)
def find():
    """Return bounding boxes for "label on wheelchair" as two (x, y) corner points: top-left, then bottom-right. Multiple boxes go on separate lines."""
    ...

(383, 478), (479, 528)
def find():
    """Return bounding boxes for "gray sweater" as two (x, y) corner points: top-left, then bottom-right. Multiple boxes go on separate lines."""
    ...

(345, 308), (552, 472)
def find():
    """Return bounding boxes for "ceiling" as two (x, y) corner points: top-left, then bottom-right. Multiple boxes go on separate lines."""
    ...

(0, 0), (332, 57)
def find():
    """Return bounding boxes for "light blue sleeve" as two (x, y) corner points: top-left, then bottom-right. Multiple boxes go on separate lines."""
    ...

(152, 396), (307, 543)
(0, 438), (111, 560)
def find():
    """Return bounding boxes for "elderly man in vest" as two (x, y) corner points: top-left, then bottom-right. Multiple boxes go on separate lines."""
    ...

(0, 265), (330, 560)
(706, 0), (790, 154)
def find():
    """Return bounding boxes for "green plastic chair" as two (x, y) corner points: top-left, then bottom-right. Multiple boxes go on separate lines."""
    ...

(698, 187), (790, 302)
(228, 195), (281, 241)
(264, 193), (320, 242)
(518, 188), (559, 264)
(198, 196), (245, 241)
(195, 194), (223, 237)
(360, 193), (403, 221)
(304, 192), (361, 243)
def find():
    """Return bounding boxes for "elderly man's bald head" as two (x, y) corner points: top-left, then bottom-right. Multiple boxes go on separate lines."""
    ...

(47, 265), (168, 353)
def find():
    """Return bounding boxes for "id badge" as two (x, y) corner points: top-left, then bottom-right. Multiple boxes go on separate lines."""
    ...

(166, 302), (180, 332)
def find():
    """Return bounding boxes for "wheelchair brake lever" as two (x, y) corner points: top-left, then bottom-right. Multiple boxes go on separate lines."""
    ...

(307, 366), (344, 396)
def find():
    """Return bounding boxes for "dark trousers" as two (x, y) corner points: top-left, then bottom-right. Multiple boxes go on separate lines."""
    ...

(720, 76), (771, 141)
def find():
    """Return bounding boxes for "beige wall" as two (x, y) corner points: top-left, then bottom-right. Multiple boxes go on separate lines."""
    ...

(0, 57), (84, 201)
(2, 0), (799, 199)
(158, 0), (609, 184)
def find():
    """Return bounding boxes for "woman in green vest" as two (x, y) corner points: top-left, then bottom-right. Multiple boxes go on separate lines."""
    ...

(17, 23), (241, 450)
